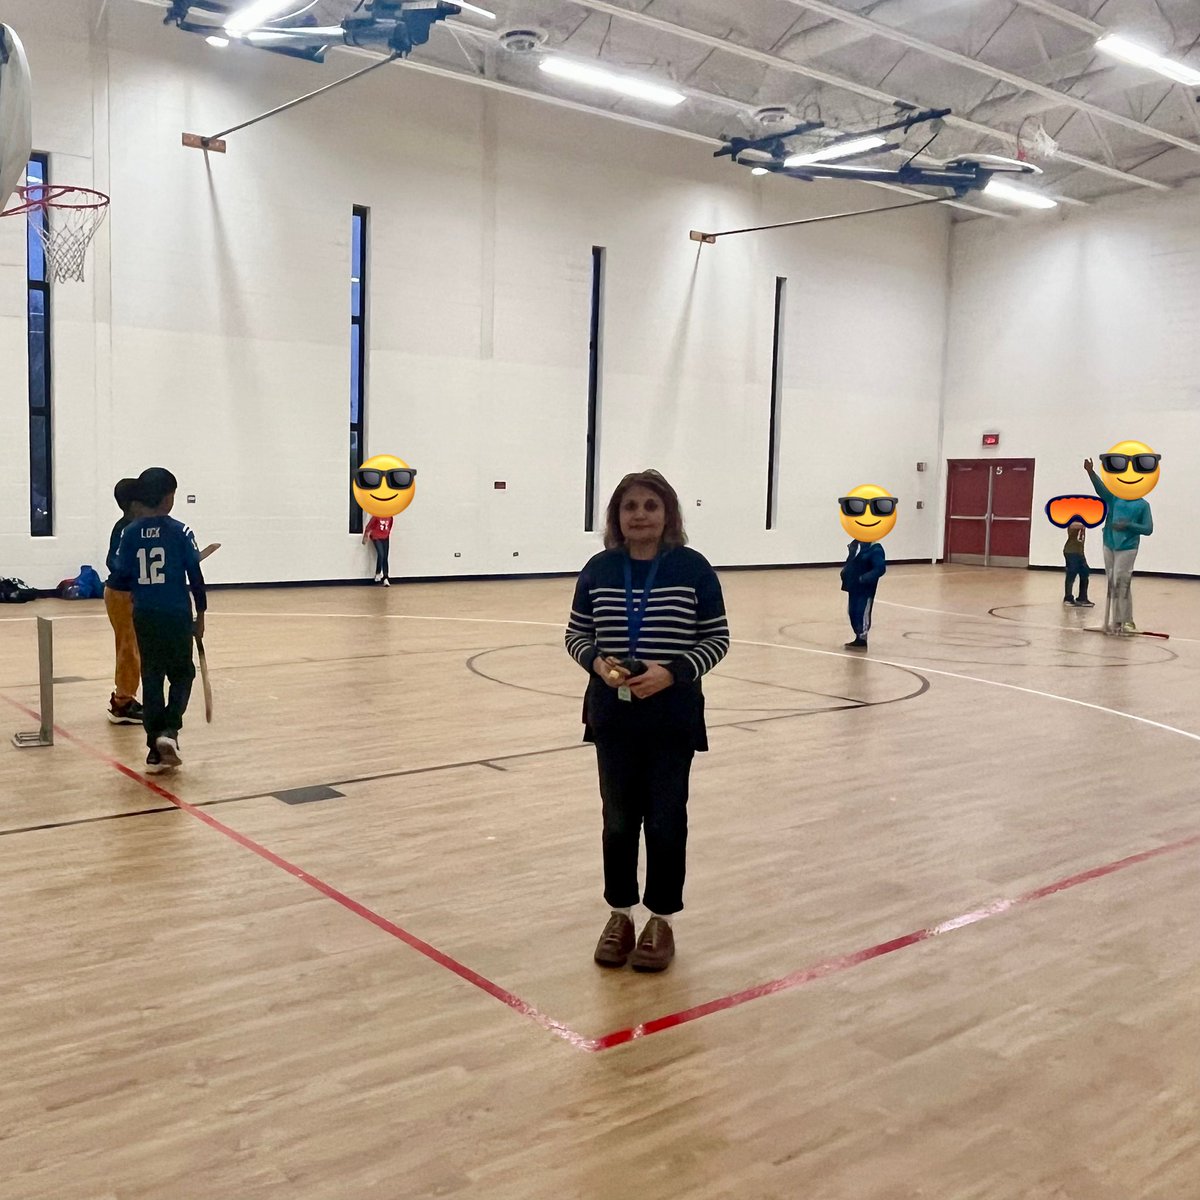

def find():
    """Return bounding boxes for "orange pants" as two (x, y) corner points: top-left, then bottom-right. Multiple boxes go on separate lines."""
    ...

(105, 586), (141, 701)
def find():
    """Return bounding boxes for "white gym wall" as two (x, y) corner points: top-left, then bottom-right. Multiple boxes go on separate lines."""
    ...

(2, 0), (1097, 588)
(944, 180), (1200, 574)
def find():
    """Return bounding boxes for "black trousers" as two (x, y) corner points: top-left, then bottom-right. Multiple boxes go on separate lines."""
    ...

(1064, 553), (1090, 600)
(594, 736), (695, 915)
(133, 610), (195, 749)
(373, 539), (390, 577)
(847, 589), (875, 639)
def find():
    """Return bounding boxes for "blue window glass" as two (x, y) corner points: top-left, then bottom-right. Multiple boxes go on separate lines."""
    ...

(27, 153), (52, 537)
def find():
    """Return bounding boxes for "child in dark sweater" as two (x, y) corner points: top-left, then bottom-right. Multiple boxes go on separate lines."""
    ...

(1063, 521), (1093, 607)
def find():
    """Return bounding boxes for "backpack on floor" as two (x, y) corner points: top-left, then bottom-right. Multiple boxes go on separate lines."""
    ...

(0, 577), (36, 603)
(77, 565), (104, 599)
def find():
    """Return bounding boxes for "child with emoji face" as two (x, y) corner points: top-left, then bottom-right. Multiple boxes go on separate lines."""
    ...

(1084, 442), (1158, 634)
(353, 455), (417, 587)
(838, 485), (898, 650)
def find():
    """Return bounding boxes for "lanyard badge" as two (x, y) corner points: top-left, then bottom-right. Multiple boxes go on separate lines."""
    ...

(618, 553), (661, 701)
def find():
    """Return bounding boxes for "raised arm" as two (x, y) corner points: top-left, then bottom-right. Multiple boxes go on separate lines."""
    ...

(1084, 458), (1115, 504)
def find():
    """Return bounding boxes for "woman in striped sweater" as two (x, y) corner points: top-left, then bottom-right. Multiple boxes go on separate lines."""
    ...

(565, 470), (730, 973)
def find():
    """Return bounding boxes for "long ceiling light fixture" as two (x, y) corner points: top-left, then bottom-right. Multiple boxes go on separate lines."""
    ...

(225, 1), (300, 38)
(983, 179), (1058, 209)
(539, 56), (686, 107)
(1095, 33), (1200, 87)
(783, 134), (886, 167)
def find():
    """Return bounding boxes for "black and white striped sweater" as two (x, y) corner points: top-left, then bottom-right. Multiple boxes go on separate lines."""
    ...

(566, 545), (730, 692)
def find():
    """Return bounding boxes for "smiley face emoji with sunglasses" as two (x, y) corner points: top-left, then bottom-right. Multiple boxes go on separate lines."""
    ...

(353, 454), (418, 519)
(838, 485), (899, 543)
(1097, 441), (1161, 501)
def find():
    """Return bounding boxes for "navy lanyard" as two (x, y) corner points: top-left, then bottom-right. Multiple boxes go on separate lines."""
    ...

(623, 552), (662, 659)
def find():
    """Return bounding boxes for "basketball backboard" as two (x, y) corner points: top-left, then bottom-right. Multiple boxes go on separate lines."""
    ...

(0, 23), (33, 214)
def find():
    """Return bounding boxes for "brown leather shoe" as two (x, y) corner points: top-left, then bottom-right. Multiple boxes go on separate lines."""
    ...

(594, 912), (636, 967)
(630, 917), (675, 972)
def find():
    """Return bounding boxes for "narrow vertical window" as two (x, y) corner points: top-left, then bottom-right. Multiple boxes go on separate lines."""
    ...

(765, 276), (786, 530)
(27, 153), (52, 537)
(584, 246), (605, 532)
(349, 205), (368, 534)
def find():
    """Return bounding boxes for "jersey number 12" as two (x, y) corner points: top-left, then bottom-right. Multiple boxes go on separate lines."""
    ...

(137, 547), (166, 586)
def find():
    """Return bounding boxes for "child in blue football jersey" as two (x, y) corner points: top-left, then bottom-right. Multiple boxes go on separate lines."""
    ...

(109, 467), (207, 774)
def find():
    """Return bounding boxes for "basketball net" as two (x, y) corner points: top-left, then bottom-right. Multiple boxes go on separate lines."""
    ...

(13, 184), (109, 284)
(1015, 118), (1058, 164)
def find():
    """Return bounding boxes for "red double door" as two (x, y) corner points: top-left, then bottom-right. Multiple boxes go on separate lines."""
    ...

(945, 459), (1036, 567)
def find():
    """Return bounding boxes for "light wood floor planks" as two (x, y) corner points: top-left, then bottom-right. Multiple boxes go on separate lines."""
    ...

(0, 564), (1197, 1199)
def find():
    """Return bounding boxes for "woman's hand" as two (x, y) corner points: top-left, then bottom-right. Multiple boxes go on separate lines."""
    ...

(627, 662), (673, 699)
(594, 656), (629, 689)
(1084, 457), (1094, 473)
(1113, 519), (1128, 531)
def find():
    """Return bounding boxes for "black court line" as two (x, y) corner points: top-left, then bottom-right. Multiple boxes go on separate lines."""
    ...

(984, 605), (1178, 666)
(778, 618), (1175, 670)
(3, 644), (506, 691)
(0, 793), (252, 838)
(2, 635), (930, 836)
(213, 742), (593, 807)
(464, 644), (911, 714)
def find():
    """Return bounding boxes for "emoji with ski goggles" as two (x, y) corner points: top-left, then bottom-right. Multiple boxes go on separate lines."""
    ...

(1045, 495), (1107, 529)
(1097, 442), (1160, 500)
(838, 486), (898, 542)
(353, 454), (417, 518)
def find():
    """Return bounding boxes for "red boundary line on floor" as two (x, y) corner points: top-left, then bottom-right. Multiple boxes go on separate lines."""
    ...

(0, 695), (592, 1051)
(587, 832), (1200, 1049)
(5, 693), (1197, 1055)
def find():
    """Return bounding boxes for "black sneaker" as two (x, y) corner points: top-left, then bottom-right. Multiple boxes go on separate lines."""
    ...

(107, 695), (144, 725)
(1076, 599), (1095, 608)
(1063, 597), (1076, 606)
(145, 748), (166, 775)
(155, 731), (182, 769)
(844, 638), (868, 650)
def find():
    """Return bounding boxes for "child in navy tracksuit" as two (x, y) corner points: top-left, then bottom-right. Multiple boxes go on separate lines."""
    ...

(841, 539), (886, 649)
(109, 467), (207, 774)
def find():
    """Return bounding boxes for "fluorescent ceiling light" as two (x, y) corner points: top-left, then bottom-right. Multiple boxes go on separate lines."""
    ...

(984, 179), (1058, 210)
(784, 134), (886, 167)
(750, 166), (769, 176)
(242, 25), (342, 42)
(225, 1), (297, 38)
(1095, 33), (1200, 86)
(455, 2), (497, 18)
(539, 57), (686, 107)
(206, 34), (230, 47)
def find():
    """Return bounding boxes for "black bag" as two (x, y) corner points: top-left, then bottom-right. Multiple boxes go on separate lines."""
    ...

(0, 577), (36, 603)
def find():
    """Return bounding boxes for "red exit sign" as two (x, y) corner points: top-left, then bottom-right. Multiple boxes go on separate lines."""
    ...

(982, 432), (1000, 447)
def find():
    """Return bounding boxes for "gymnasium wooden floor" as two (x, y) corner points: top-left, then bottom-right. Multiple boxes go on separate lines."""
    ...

(1, 564), (1196, 1199)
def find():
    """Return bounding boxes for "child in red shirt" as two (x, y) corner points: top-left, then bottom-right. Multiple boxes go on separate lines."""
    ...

(363, 515), (393, 586)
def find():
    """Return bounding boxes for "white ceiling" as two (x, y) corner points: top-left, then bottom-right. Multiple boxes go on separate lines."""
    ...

(153, 1), (1200, 216)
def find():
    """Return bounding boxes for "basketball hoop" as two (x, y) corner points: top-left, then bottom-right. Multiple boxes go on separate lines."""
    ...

(1015, 118), (1058, 164)
(7, 183), (109, 284)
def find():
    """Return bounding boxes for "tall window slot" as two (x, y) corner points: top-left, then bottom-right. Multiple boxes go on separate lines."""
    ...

(765, 277), (786, 530)
(349, 205), (368, 534)
(27, 153), (52, 537)
(584, 246), (605, 532)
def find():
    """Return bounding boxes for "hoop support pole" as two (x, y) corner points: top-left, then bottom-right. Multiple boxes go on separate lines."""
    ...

(688, 194), (950, 243)
(183, 51), (399, 152)
(12, 617), (54, 748)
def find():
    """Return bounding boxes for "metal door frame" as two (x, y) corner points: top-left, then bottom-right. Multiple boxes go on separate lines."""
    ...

(945, 459), (1034, 568)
